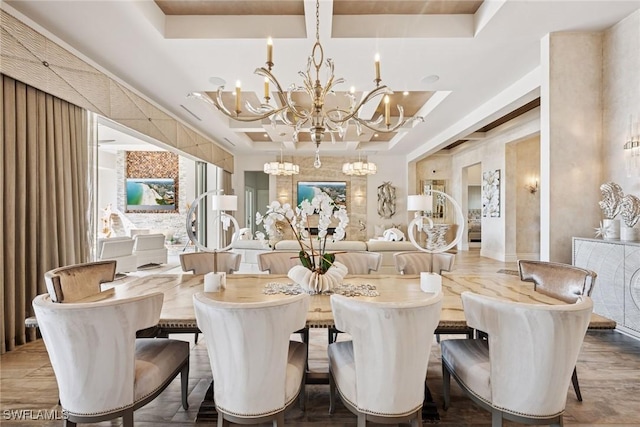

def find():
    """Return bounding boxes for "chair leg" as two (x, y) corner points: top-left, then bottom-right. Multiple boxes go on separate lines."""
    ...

(63, 420), (76, 427)
(181, 360), (190, 410)
(122, 409), (134, 427)
(329, 371), (336, 414)
(491, 409), (503, 427)
(357, 413), (366, 427)
(411, 409), (422, 427)
(273, 412), (285, 426)
(571, 366), (583, 402)
(217, 412), (229, 427)
(442, 363), (451, 410)
(298, 373), (306, 411)
(194, 332), (199, 344)
(436, 334), (441, 343)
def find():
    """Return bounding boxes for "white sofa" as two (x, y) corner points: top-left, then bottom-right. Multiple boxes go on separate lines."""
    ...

(365, 240), (418, 273)
(97, 237), (137, 274)
(232, 227), (459, 274)
(231, 240), (271, 273)
(133, 233), (168, 267)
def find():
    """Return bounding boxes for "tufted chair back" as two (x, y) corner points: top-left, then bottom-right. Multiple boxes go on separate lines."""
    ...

(333, 251), (382, 274)
(393, 251), (455, 275)
(518, 260), (597, 303)
(44, 260), (116, 303)
(180, 251), (241, 274)
(257, 251), (302, 274)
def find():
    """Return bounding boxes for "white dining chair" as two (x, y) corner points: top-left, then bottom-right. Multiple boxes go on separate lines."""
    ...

(257, 251), (301, 274)
(328, 292), (443, 426)
(32, 292), (189, 427)
(180, 251), (242, 274)
(393, 251), (455, 275)
(193, 292), (310, 426)
(44, 260), (116, 303)
(441, 291), (593, 427)
(333, 251), (382, 275)
(518, 259), (597, 401)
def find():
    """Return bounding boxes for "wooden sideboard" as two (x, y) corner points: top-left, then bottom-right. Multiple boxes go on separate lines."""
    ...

(573, 237), (640, 336)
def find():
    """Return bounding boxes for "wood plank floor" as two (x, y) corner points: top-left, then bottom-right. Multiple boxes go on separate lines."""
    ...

(2, 250), (639, 426)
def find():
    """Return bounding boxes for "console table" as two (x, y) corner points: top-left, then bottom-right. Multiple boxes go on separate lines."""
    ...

(573, 237), (640, 336)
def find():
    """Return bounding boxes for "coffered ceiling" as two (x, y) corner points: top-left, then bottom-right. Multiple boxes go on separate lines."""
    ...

(4, 0), (640, 161)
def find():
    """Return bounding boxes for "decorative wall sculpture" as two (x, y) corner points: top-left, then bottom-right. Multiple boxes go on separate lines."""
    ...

(377, 182), (396, 218)
(482, 169), (501, 217)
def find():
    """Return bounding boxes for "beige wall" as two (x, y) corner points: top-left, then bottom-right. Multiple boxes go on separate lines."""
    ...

(541, 32), (604, 263)
(514, 136), (541, 257)
(603, 10), (640, 195)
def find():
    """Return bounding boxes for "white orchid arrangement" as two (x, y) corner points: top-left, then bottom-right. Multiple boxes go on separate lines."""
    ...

(256, 192), (349, 274)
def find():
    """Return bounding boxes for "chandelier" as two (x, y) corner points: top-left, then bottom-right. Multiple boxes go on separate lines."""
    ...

(342, 155), (377, 176)
(264, 147), (300, 176)
(189, 0), (422, 168)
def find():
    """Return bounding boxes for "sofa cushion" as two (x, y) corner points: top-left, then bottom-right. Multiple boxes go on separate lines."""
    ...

(133, 234), (166, 252)
(232, 240), (270, 250)
(274, 240), (367, 252)
(365, 241), (416, 252)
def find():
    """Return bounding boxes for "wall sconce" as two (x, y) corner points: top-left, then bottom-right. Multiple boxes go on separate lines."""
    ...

(277, 190), (289, 204)
(525, 179), (538, 194)
(624, 115), (639, 177)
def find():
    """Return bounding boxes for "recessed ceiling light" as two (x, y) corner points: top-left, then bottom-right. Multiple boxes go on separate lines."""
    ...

(374, 133), (379, 137)
(403, 91), (409, 96)
(263, 133), (268, 138)
(209, 76), (226, 87)
(421, 75), (440, 84)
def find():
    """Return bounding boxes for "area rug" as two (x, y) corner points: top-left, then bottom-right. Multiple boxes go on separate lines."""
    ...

(196, 382), (440, 423)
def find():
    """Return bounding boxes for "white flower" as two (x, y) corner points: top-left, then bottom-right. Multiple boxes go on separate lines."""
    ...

(256, 191), (349, 272)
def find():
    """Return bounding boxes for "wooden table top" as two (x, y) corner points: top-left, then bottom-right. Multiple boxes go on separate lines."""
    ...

(89, 273), (616, 330)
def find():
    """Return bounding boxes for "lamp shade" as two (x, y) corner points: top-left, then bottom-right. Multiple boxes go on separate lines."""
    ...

(407, 194), (433, 211)
(211, 194), (237, 211)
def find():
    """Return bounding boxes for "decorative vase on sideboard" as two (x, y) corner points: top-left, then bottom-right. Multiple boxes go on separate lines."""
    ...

(603, 219), (621, 240)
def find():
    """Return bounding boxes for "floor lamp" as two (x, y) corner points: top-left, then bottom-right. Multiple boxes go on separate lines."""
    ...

(186, 190), (239, 271)
(407, 190), (465, 292)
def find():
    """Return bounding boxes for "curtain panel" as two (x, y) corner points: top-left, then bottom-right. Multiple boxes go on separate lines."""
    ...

(1, 74), (90, 353)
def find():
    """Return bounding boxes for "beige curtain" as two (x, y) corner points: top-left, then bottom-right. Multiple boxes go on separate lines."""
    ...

(1, 74), (90, 353)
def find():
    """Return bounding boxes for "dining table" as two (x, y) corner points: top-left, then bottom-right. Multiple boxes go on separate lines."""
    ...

(89, 272), (615, 334)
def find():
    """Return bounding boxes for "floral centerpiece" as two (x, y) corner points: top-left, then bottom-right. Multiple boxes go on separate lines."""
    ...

(256, 192), (349, 293)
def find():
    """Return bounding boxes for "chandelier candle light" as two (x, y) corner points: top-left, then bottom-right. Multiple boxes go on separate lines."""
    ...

(189, 0), (422, 168)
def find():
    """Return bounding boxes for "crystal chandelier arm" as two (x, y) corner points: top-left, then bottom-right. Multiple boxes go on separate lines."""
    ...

(255, 67), (311, 121)
(350, 106), (424, 133)
(188, 90), (290, 123)
(324, 85), (392, 124)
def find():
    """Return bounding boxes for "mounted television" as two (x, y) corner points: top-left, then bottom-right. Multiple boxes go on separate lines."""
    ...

(126, 178), (175, 212)
(297, 181), (346, 207)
